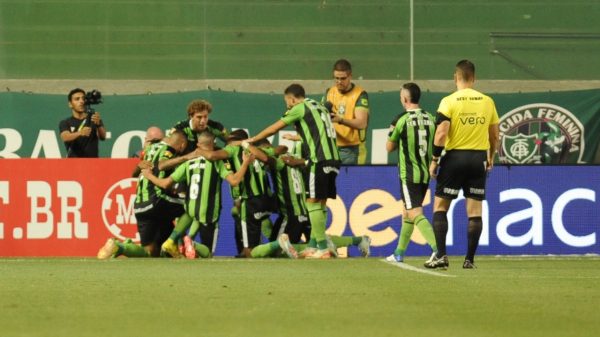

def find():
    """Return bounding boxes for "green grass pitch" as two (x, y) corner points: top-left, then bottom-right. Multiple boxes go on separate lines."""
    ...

(1, 256), (599, 337)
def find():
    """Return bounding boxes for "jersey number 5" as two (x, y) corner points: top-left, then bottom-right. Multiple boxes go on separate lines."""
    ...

(418, 129), (428, 157)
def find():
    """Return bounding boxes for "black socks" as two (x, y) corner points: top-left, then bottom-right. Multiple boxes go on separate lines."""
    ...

(433, 211), (448, 257)
(466, 216), (483, 262)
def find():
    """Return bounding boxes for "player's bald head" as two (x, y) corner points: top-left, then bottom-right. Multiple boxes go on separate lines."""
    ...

(145, 126), (164, 143)
(197, 130), (216, 146)
(168, 130), (187, 147)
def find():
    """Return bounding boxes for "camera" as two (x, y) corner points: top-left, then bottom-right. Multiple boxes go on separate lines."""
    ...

(85, 89), (102, 106)
(84, 89), (103, 123)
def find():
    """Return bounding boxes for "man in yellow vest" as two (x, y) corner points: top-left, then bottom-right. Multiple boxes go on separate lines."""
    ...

(322, 59), (369, 165)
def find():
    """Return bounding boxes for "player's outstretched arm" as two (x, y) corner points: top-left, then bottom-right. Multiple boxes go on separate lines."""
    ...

(225, 152), (255, 187)
(247, 120), (287, 143)
(282, 133), (301, 141)
(157, 154), (190, 171)
(142, 169), (174, 190)
(189, 148), (230, 162)
(281, 155), (306, 168)
(242, 141), (269, 163)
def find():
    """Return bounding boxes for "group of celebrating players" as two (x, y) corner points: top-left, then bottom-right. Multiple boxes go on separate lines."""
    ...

(96, 58), (499, 269)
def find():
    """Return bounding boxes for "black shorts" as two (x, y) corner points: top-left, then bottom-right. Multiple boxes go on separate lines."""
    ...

(135, 199), (184, 246)
(305, 161), (339, 200)
(270, 213), (311, 244)
(399, 181), (429, 210)
(240, 195), (276, 248)
(435, 150), (488, 200)
(194, 222), (218, 254)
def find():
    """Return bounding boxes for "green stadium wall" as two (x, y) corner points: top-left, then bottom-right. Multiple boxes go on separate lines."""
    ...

(0, 0), (599, 80)
(1, 89), (599, 163)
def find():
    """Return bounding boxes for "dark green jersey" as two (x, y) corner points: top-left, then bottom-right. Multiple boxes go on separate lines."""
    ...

(280, 98), (340, 166)
(135, 142), (182, 209)
(170, 156), (232, 224)
(224, 145), (271, 199)
(171, 119), (228, 155)
(388, 109), (436, 184)
(270, 156), (308, 217)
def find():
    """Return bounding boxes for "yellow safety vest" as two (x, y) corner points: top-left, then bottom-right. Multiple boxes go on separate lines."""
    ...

(326, 85), (365, 147)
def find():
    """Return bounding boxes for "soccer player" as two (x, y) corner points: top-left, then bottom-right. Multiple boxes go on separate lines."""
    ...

(245, 139), (310, 244)
(170, 99), (228, 154)
(426, 60), (500, 269)
(193, 129), (276, 257)
(384, 83), (438, 263)
(322, 59), (369, 165)
(131, 126), (164, 177)
(169, 99), (229, 253)
(246, 83), (341, 259)
(142, 131), (254, 258)
(280, 134), (371, 257)
(97, 130), (189, 258)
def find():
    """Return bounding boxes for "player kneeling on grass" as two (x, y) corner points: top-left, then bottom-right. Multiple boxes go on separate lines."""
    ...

(384, 83), (438, 264)
(97, 130), (190, 259)
(143, 131), (254, 258)
(266, 135), (370, 258)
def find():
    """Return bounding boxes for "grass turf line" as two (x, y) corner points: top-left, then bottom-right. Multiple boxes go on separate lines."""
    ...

(1, 257), (599, 337)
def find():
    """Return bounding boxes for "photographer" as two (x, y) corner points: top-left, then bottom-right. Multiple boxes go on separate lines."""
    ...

(58, 88), (107, 158)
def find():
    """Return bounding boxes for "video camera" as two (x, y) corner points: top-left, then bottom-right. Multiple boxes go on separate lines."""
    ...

(84, 89), (102, 123)
(85, 89), (102, 107)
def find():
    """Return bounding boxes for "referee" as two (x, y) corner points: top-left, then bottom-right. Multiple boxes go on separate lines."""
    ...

(426, 60), (499, 269)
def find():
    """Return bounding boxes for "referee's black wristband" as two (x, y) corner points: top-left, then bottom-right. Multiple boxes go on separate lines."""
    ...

(433, 145), (444, 157)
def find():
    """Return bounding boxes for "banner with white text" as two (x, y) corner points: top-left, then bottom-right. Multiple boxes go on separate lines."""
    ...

(1, 89), (599, 163)
(0, 160), (598, 257)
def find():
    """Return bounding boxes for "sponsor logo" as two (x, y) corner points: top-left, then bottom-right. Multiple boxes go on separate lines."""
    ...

(253, 211), (271, 220)
(443, 187), (459, 196)
(337, 103), (346, 116)
(101, 178), (140, 242)
(323, 166), (340, 174)
(499, 103), (585, 164)
(469, 187), (485, 195)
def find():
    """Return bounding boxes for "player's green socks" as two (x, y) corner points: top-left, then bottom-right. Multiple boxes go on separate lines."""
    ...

(261, 218), (273, 239)
(307, 202), (327, 250)
(329, 235), (360, 247)
(170, 213), (193, 241)
(188, 219), (200, 239)
(394, 219), (414, 257)
(118, 241), (149, 257)
(193, 242), (211, 258)
(414, 214), (438, 254)
(250, 241), (280, 258)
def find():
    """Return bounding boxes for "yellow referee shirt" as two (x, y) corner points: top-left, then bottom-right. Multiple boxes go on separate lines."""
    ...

(437, 88), (499, 150)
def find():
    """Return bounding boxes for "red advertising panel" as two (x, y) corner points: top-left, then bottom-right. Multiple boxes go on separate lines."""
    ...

(0, 159), (138, 256)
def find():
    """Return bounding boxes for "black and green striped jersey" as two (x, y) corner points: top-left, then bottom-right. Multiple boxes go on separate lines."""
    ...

(171, 119), (228, 155)
(170, 157), (232, 224)
(135, 142), (181, 209)
(224, 144), (271, 199)
(388, 109), (436, 184)
(270, 156), (308, 217)
(280, 98), (340, 166)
